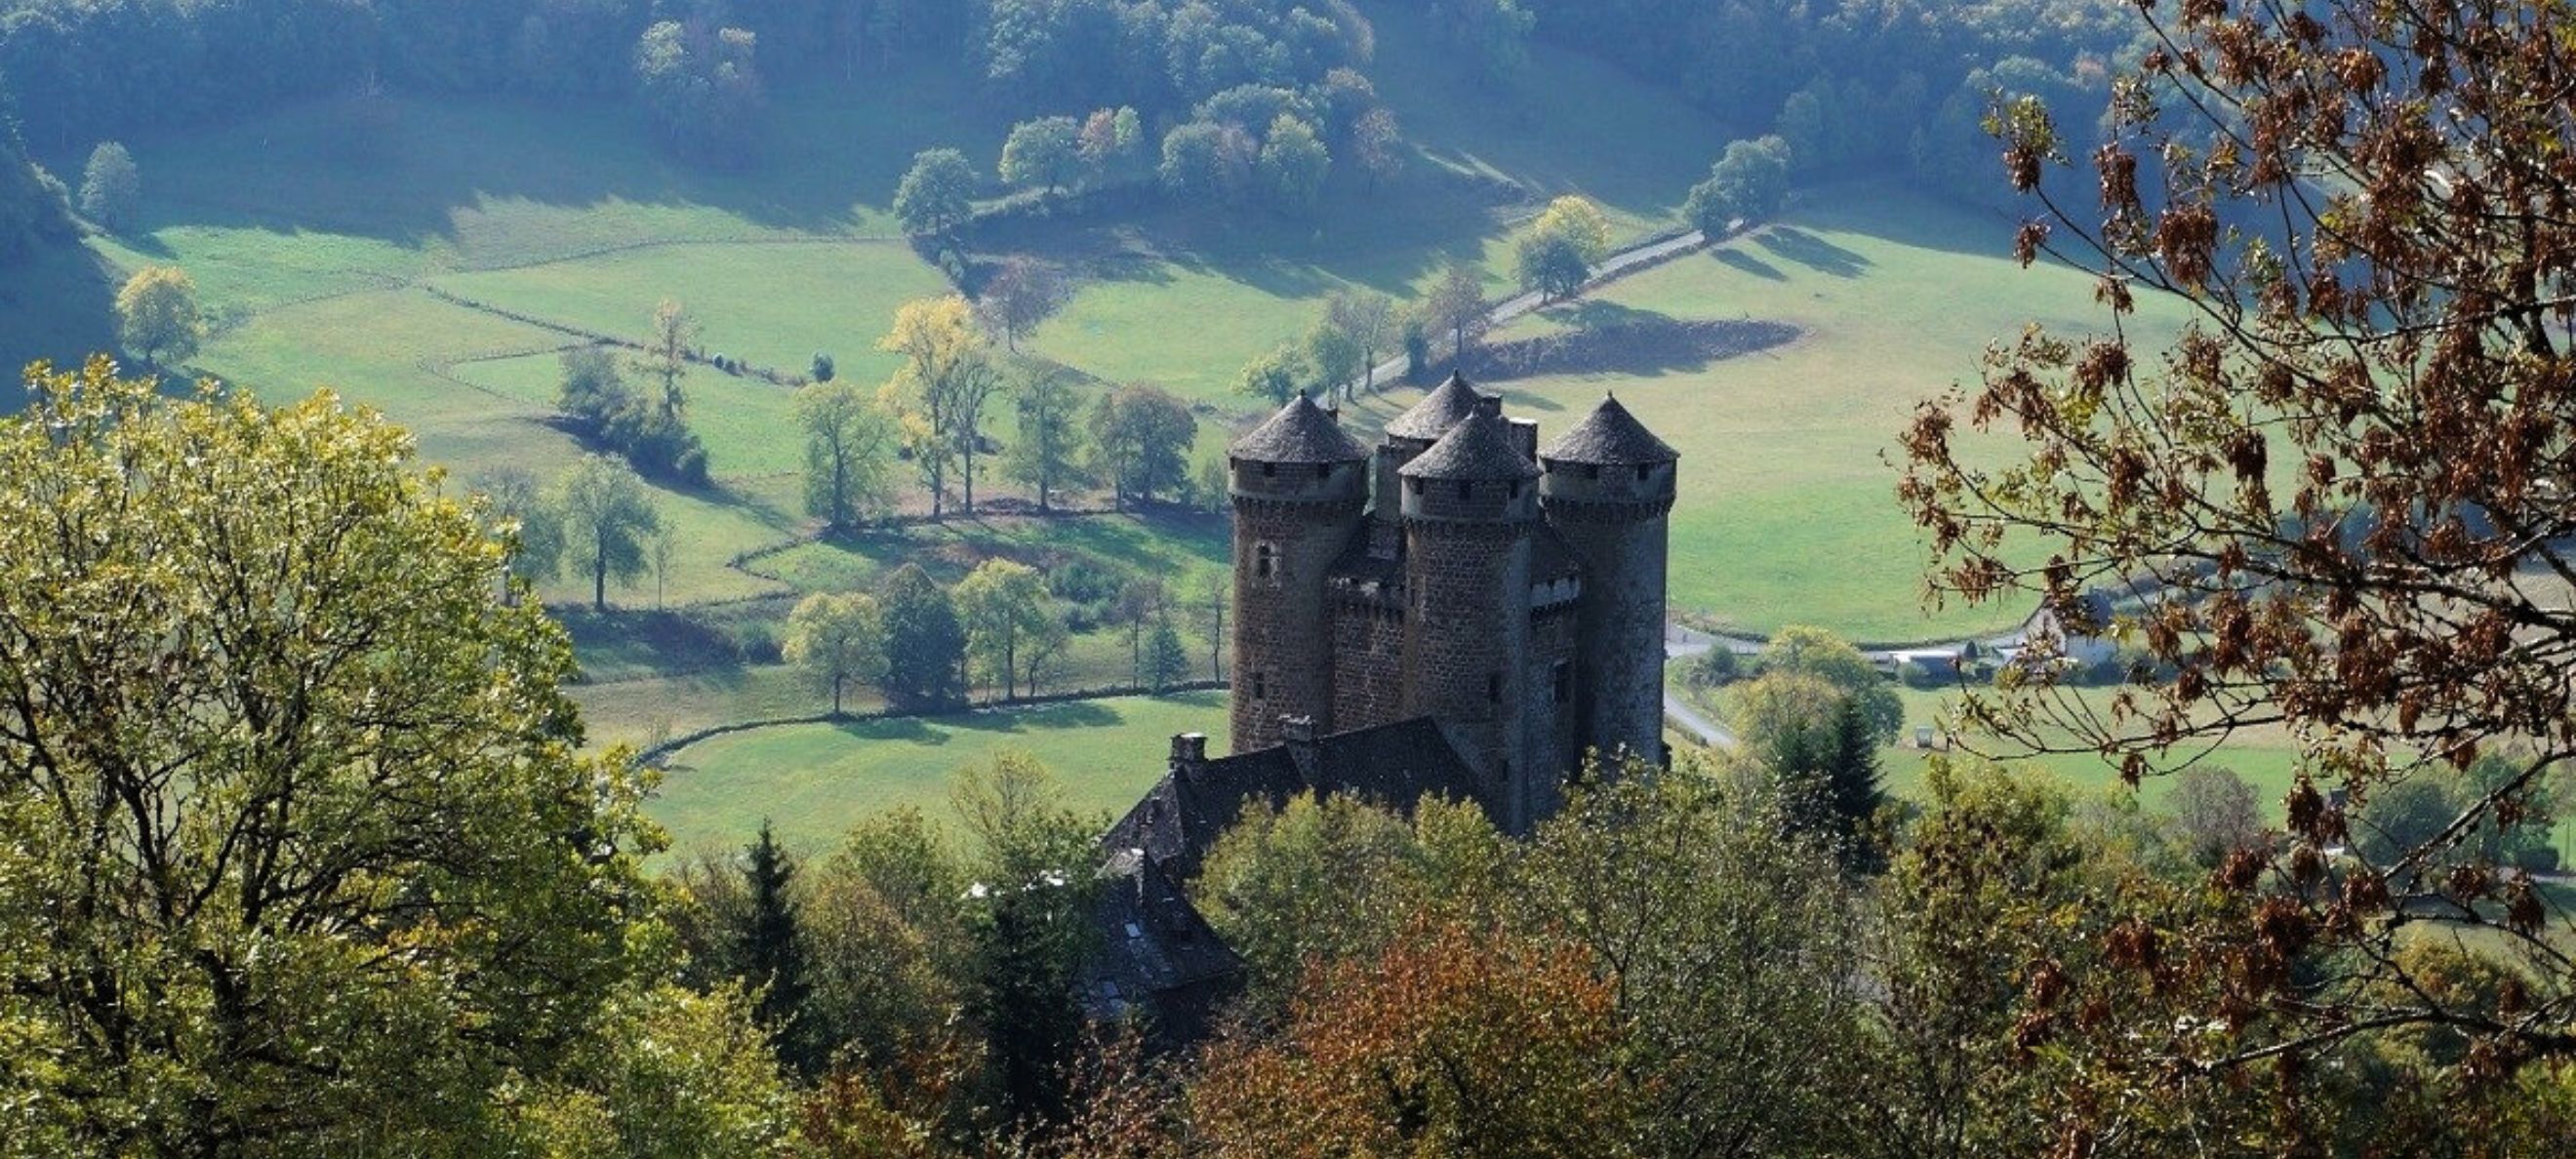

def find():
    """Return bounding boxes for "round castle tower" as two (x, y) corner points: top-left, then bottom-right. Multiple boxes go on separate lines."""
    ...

(1228, 392), (1369, 753)
(1538, 394), (1679, 770)
(1372, 371), (1484, 514)
(1397, 404), (1545, 833)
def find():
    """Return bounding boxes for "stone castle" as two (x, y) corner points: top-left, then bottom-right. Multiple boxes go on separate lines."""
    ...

(1225, 372), (1678, 831)
(1087, 373), (1678, 1040)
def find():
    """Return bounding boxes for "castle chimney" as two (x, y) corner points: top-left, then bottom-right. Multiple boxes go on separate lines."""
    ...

(1476, 392), (1504, 418)
(1169, 733), (1208, 779)
(1278, 715), (1320, 784)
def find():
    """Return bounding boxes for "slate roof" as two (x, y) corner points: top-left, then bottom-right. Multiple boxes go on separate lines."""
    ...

(1399, 407), (1542, 482)
(1230, 392), (1370, 463)
(1385, 372), (1485, 440)
(1540, 393), (1679, 464)
(1084, 849), (1242, 1045)
(1101, 716), (1481, 882)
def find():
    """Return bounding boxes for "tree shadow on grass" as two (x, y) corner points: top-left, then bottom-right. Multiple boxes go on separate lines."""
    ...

(839, 715), (944, 744)
(1711, 248), (1788, 281)
(946, 699), (1124, 735)
(1756, 227), (1871, 279)
(558, 608), (745, 679)
(1465, 314), (1803, 382)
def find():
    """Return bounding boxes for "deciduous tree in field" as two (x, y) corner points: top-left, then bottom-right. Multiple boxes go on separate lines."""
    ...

(0, 359), (702, 1153)
(998, 115), (1080, 196)
(795, 378), (899, 531)
(77, 140), (137, 231)
(877, 562), (966, 711)
(1089, 383), (1196, 509)
(1352, 105), (1404, 190)
(1004, 362), (1087, 512)
(1323, 288), (1394, 397)
(641, 297), (696, 421)
(1234, 341), (1308, 405)
(1514, 195), (1612, 300)
(1901, 0), (2576, 1110)
(894, 147), (976, 239)
(1421, 260), (1491, 364)
(973, 256), (1067, 352)
(472, 465), (565, 600)
(955, 559), (1061, 700)
(555, 452), (662, 612)
(114, 263), (199, 368)
(878, 296), (1003, 517)
(1304, 314), (1365, 403)
(1686, 136), (1791, 236)
(785, 590), (887, 716)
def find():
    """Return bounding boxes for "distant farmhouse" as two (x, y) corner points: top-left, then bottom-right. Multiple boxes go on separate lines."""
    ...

(1087, 373), (1678, 1041)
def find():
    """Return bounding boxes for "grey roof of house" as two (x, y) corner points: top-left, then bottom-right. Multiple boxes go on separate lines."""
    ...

(1101, 716), (1481, 882)
(1399, 407), (1542, 481)
(1230, 392), (1370, 462)
(1541, 394), (1679, 464)
(1385, 372), (1485, 440)
(1082, 849), (1242, 1043)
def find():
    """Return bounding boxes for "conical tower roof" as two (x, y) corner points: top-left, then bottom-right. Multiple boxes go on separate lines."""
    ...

(1399, 407), (1540, 481)
(1541, 393), (1678, 465)
(1385, 372), (1484, 441)
(1229, 391), (1369, 463)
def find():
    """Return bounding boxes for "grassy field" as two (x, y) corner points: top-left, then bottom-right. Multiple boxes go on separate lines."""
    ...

(652, 691), (1230, 857)
(1333, 185), (2195, 643)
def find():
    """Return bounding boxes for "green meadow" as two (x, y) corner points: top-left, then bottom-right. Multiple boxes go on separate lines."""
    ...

(652, 691), (1230, 857)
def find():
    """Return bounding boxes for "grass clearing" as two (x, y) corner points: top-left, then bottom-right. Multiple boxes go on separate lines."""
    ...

(432, 240), (949, 378)
(651, 691), (1230, 856)
(1336, 181), (2195, 643)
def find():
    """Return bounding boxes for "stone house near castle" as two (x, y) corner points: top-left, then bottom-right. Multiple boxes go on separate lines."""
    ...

(1085, 373), (1678, 1041)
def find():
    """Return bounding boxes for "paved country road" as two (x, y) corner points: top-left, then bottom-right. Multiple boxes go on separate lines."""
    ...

(1662, 627), (1741, 749)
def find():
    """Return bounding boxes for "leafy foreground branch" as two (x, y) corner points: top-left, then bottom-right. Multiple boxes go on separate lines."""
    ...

(0, 358), (789, 1157)
(1899, 0), (2576, 1135)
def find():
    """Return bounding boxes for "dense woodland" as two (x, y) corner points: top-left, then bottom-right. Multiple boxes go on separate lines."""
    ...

(0, 0), (2151, 262)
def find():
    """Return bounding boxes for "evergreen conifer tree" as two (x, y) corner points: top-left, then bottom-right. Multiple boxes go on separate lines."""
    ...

(1824, 696), (1888, 873)
(737, 819), (814, 1075)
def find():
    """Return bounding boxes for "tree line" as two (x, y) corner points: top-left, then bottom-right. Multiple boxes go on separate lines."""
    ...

(0, 1), (1381, 158)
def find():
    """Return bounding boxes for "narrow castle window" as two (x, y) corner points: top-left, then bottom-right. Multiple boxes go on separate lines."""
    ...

(1255, 542), (1275, 580)
(1253, 672), (1267, 699)
(1508, 481), (1521, 500)
(1316, 462), (1332, 479)
(1551, 660), (1572, 704)
(1455, 479), (1471, 500)
(1486, 671), (1502, 703)
(1263, 462), (1277, 478)
(1586, 464), (1601, 481)
(1636, 463), (1652, 481)
(1408, 478), (1424, 495)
